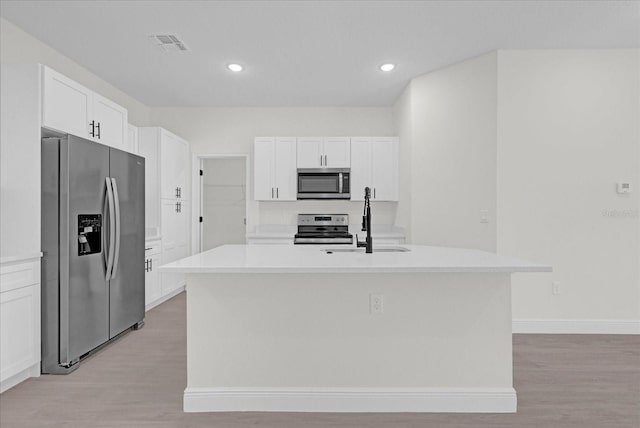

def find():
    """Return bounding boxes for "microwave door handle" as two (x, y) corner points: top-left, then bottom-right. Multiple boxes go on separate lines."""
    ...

(338, 173), (343, 194)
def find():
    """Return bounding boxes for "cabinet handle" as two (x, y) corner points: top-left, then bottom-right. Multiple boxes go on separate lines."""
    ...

(374, 188), (376, 199)
(149, 258), (153, 271)
(89, 120), (95, 137)
(176, 187), (179, 198)
(271, 188), (274, 199)
(96, 122), (101, 139)
(179, 202), (182, 213)
(175, 202), (179, 212)
(320, 155), (323, 166)
(276, 187), (279, 198)
(324, 155), (327, 166)
(179, 187), (181, 198)
(145, 259), (149, 272)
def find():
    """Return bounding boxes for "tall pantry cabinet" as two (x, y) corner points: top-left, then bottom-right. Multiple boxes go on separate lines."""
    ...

(138, 128), (191, 304)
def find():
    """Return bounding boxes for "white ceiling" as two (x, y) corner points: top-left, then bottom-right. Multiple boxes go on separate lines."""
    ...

(1, 1), (638, 107)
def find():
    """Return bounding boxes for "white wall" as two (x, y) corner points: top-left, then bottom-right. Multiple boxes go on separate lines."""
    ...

(392, 82), (413, 238)
(405, 52), (498, 251)
(497, 50), (640, 320)
(0, 18), (151, 126)
(0, 64), (41, 258)
(150, 107), (396, 231)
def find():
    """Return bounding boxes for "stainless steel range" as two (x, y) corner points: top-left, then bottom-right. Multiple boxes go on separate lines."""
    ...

(294, 214), (353, 245)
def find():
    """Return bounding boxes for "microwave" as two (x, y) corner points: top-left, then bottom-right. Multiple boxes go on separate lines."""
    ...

(297, 168), (350, 199)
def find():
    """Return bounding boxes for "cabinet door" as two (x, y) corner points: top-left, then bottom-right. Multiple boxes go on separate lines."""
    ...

(176, 201), (190, 248)
(160, 131), (182, 199)
(349, 137), (372, 201)
(144, 253), (162, 306)
(254, 138), (275, 200)
(42, 67), (92, 138)
(93, 93), (128, 150)
(138, 128), (160, 229)
(371, 138), (399, 201)
(323, 137), (351, 168)
(296, 137), (323, 168)
(273, 137), (297, 200)
(0, 285), (39, 385)
(161, 199), (179, 252)
(127, 124), (139, 154)
(160, 247), (184, 295)
(174, 137), (190, 200)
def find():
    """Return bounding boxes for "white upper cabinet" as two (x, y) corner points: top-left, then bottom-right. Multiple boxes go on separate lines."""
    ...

(92, 93), (127, 151)
(297, 137), (350, 168)
(159, 130), (190, 200)
(42, 67), (92, 139)
(254, 137), (297, 201)
(350, 137), (399, 201)
(138, 127), (191, 230)
(127, 124), (139, 154)
(41, 66), (128, 150)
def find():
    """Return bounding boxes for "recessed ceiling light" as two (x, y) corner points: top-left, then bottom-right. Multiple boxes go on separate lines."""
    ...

(227, 63), (243, 72)
(380, 63), (395, 72)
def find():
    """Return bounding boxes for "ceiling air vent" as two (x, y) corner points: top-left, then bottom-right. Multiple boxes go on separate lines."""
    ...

(148, 34), (190, 52)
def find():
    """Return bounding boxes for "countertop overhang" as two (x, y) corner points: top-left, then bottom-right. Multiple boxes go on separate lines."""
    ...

(159, 244), (551, 274)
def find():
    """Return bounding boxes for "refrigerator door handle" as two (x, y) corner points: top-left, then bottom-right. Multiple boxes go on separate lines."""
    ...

(105, 177), (116, 281)
(110, 178), (121, 278)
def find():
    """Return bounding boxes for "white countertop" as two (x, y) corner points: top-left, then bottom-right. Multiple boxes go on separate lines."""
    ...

(159, 244), (551, 274)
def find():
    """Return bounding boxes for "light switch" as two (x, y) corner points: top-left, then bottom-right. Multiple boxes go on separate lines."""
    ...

(617, 182), (631, 194)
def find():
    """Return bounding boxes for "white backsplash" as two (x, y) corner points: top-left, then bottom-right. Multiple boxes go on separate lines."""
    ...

(257, 200), (398, 227)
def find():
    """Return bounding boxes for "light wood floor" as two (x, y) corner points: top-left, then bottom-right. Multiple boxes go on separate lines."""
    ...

(1, 292), (638, 428)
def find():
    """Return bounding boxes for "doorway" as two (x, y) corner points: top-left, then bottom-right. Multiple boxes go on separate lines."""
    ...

(194, 155), (248, 253)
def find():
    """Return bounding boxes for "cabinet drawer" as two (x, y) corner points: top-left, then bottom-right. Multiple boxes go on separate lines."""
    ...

(0, 260), (39, 294)
(144, 241), (162, 256)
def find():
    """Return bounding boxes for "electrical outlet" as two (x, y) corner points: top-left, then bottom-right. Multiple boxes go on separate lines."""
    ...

(370, 294), (384, 314)
(552, 281), (561, 295)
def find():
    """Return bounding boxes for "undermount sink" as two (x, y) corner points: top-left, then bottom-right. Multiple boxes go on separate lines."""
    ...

(323, 247), (411, 253)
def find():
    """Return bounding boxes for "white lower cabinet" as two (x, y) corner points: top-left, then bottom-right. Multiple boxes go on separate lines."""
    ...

(0, 258), (41, 393)
(160, 199), (189, 295)
(144, 240), (162, 310)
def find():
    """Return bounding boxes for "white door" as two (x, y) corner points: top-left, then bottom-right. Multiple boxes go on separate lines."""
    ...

(274, 137), (297, 200)
(323, 137), (351, 168)
(201, 158), (246, 251)
(93, 93), (128, 150)
(42, 67), (92, 139)
(296, 137), (323, 168)
(254, 138), (275, 200)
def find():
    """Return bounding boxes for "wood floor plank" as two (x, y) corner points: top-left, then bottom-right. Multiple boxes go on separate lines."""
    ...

(1, 292), (638, 428)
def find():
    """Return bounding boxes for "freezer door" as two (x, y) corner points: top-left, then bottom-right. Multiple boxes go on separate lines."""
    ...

(108, 148), (145, 337)
(63, 135), (111, 364)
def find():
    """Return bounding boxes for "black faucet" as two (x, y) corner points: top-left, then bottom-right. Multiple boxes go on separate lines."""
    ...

(356, 187), (373, 253)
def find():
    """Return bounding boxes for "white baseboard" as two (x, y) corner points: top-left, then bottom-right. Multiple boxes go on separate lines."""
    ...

(0, 363), (39, 394)
(145, 285), (185, 312)
(183, 387), (517, 413)
(512, 319), (640, 335)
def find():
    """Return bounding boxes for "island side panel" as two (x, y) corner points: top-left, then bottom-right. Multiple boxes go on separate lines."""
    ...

(186, 272), (512, 390)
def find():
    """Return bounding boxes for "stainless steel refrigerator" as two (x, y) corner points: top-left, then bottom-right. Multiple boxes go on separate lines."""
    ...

(41, 134), (145, 374)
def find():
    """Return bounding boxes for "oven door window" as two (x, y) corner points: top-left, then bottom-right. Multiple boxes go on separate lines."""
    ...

(298, 174), (339, 193)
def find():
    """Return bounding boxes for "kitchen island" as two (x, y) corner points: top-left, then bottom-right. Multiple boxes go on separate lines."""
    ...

(160, 244), (550, 413)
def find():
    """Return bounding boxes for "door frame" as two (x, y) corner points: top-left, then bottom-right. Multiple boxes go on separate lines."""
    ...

(191, 154), (249, 254)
